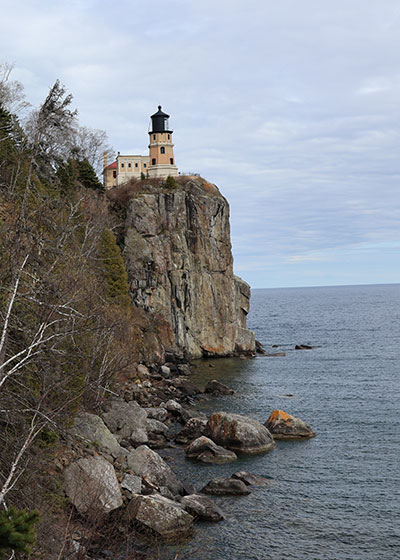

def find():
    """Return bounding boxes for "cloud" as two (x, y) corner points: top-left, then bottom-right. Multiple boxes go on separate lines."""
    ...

(1, 0), (400, 287)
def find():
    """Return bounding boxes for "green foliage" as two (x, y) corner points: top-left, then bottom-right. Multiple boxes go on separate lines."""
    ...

(77, 158), (104, 191)
(0, 507), (40, 554)
(38, 427), (59, 448)
(56, 158), (76, 194)
(98, 228), (131, 307)
(140, 171), (146, 180)
(164, 175), (177, 189)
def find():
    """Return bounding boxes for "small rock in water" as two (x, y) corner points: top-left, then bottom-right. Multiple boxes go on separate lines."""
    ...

(181, 494), (224, 522)
(185, 436), (237, 464)
(204, 379), (234, 395)
(231, 471), (271, 486)
(295, 344), (313, 350)
(255, 340), (267, 355)
(200, 477), (251, 496)
(264, 409), (316, 439)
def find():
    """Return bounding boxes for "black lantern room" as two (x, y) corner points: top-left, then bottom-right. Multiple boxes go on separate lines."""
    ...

(150, 105), (172, 133)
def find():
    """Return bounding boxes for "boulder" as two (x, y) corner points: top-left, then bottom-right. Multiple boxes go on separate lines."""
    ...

(179, 406), (196, 424)
(235, 326), (256, 354)
(146, 418), (169, 436)
(161, 365), (171, 376)
(130, 494), (194, 539)
(205, 412), (276, 454)
(64, 456), (122, 515)
(145, 407), (168, 422)
(170, 378), (200, 397)
(264, 409), (316, 439)
(295, 344), (313, 350)
(71, 413), (124, 458)
(164, 399), (182, 414)
(204, 379), (234, 395)
(102, 400), (148, 445)
(121, 474), (142, 495)
(185, 436), (237, 463)
(255, 340), (267, 355)
(175, 418), (207, 444)
(231, 471), (271, 486)
(181, 494), (224, 522)
(200, 477), (250, 496)
(126, 445), (185, 496)
(137, 364), (150, 376)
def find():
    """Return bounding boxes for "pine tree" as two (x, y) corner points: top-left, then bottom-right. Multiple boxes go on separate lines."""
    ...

(77, 158), (104, 191)
(56, 158), (77, 194)
(164, 175), (177, 189)
(0, 507), (39, 555)
(98, 228), (131, 307)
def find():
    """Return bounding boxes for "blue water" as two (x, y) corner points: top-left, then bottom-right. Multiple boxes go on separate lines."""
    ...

(161, 284), (400, 559)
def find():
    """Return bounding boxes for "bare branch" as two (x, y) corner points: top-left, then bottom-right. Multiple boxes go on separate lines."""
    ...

(0, 254), (29, 366)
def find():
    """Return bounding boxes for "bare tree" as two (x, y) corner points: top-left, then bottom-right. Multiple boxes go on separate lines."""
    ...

(0, 62), (30, 116)
(72, 126), (114, 176)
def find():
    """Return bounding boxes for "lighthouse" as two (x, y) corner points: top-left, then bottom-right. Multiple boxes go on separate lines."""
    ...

(147, 106), (178, 178)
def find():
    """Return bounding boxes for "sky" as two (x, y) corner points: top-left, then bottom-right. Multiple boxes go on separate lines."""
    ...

(1, 0), (399, 288)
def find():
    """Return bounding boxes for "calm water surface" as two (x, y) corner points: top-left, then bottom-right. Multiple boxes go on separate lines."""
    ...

(160, 284), (400, 559)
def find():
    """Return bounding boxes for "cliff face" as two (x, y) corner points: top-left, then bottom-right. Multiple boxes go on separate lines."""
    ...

(123, 178), (255, 358)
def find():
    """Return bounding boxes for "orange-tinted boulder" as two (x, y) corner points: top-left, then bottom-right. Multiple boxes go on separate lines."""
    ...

(264, 410), (315, 440)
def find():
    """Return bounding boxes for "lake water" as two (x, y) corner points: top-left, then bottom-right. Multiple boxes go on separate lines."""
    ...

(161, 284), (400, 559)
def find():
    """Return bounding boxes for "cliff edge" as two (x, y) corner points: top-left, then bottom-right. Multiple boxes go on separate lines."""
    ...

(122, 177), (255, 358)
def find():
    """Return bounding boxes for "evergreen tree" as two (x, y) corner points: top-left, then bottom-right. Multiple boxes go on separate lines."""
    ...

(0, 507), (39, 555)
(98, 228), (131, 307)
(77, 158), (104, 191)
(164, 175), (177, 189)
(56, 158), (77, 195)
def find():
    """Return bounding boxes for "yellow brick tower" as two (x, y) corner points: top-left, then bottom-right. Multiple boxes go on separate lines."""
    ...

(148, 106), (178, 178)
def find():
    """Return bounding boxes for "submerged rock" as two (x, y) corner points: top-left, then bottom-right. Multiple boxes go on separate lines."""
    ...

(204, 379), (234, 395)
(181, 494), (224, 522)
(264, 409), (316, 439)
(185, 436), (237, 463)
(200, 477), (251, 496)
(295, 344), (313, 350)
(126, 445), (185, 496)
(64, 456), (122, 515)
(205, 412), (276, 454)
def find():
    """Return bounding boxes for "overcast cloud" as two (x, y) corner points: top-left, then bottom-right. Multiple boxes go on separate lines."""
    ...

(1, 0), (399, 287)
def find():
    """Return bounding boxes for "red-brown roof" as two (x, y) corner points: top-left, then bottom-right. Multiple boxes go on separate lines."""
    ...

(105, 161), (117, 169)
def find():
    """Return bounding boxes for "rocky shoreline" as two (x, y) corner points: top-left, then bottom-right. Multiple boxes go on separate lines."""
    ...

(59, 355), (315, 558)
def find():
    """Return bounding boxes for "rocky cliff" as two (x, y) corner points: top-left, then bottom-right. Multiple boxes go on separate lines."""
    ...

(122, 177), (255, 358)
